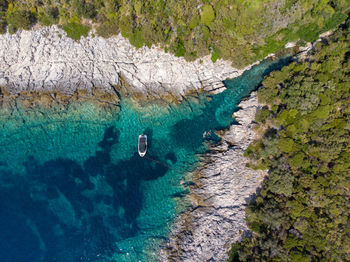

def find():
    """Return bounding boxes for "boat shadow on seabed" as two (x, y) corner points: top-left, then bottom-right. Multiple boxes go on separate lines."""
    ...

(0, 125), (170, 261)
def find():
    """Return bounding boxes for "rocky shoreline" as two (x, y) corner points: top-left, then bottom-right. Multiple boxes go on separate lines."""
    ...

(0, 26), (261, 100)
(159, 92), (267, 262)
(0, 25), (326, 262)
(0, 27), (272, 262)
(157, 28), (336, 261)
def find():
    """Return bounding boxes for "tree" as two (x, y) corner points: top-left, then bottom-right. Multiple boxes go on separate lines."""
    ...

(7, 9), (36, 32)
(200, 4), (215, 27)
(228, 17), (350, 261)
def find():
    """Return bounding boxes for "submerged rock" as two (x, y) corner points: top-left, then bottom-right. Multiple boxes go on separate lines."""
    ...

(160, 92), (267, 262)
(0, 86), (120, 113)
(0, 26), (256, 99)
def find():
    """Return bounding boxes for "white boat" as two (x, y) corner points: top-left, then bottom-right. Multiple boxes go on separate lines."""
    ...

(138, 134), (147, 157)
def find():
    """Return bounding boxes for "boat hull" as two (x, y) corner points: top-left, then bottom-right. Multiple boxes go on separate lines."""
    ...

(138, 134), (147, 157)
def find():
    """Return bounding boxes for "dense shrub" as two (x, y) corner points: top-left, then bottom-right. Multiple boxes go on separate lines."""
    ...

(228, 17), (350, 261)
(200, 4), (215, 27)
(7, 9), (36, 32)
(0, 20), (6, 34)
(63, 22), (90, 40)
(210, 46), (220, 63)
(96, 21), (119, 38)
(0, 0), (348, 67)
(174, 39), (186, 57)
(0, 0), (7, 12)
(73, 0), (97, 19)
(128, 30), (145, 49)
(38, 7), (59, 26)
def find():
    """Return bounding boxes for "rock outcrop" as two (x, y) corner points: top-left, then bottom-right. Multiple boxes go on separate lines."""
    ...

(0, 86), (120, 112)
(160, 92), (267, 262)
(0, 26), (256, 98)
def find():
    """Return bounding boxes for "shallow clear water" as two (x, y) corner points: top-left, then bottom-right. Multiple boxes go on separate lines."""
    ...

(0, 57), (291, 261)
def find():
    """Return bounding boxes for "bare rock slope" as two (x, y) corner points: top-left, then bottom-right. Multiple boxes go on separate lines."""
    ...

(0, 26), (251, 97)
(160, 92), (267, 262)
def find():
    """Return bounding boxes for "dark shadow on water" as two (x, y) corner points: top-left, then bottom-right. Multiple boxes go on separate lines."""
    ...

(171, 118), (206, 150)
(165, 152), (177, 164)
(0, 125), (168, 262)
(0, 55), (294, 262)
(84, 126), (120, 177)
(106, 152), (168, 225)
(171, 56), (293, 152)
(98, 126), (120, 151)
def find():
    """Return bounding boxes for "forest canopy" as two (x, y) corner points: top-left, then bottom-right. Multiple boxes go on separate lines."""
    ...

(0, 0), (349, 67)
(228, 17), (350, 262)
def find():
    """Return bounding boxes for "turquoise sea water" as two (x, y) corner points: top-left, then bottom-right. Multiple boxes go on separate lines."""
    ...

(0, 57), (291, 261)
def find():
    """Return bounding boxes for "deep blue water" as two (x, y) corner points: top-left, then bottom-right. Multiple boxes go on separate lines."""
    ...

(0, 57), (291, 261)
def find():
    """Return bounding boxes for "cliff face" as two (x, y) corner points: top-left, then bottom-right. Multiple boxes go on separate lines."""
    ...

(160, 92), (267, 262)
(0, 26), (252, 98)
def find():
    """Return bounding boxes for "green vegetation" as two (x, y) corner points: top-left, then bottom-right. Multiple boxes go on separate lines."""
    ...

(0, 0), (348, 67)
(211, 45), (220, 63)
(200, 4), (215, 27)
(38, 7), (59, 26)
(95, 20), (119, 38)
(7, 9), (36, 32)
(228, 17), (350, 261)
(63, 22), (90, 40)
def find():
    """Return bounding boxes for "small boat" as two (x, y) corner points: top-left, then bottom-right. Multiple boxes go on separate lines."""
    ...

(138, 134), (147, 157)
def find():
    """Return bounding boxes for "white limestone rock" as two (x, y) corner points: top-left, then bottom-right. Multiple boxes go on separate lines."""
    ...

(0, 26), (256, 97)
(160, 92), (267, 262)
(285, 42), (296, 49)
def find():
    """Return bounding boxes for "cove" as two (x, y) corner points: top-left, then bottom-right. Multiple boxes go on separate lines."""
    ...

(0, 56), (291, 262)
